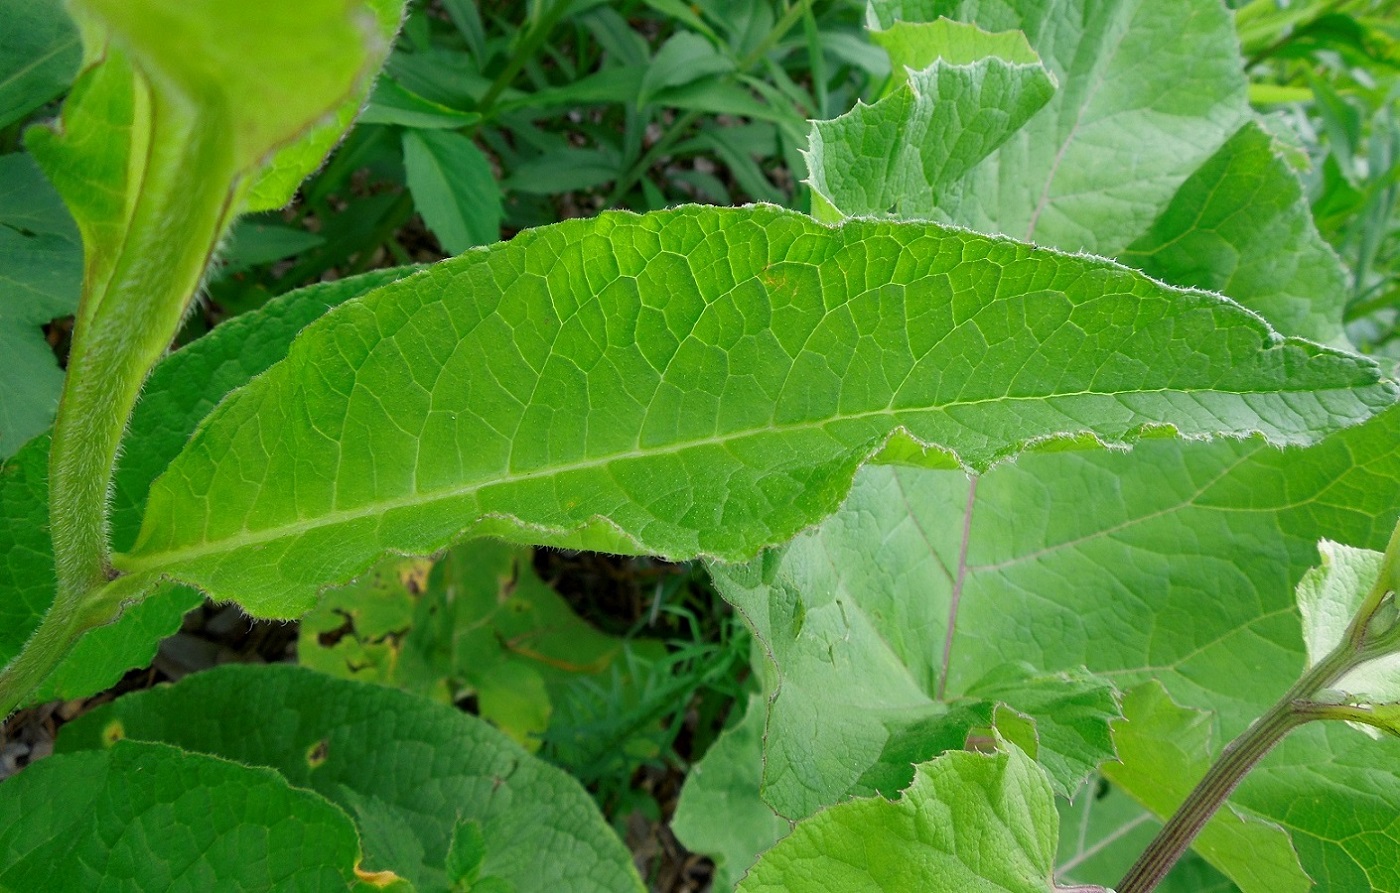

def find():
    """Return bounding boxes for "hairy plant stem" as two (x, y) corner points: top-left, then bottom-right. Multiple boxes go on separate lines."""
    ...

(1118, 521), (1400, 893)
(0, 578), (137, 718)
(0, 87), (241, 720)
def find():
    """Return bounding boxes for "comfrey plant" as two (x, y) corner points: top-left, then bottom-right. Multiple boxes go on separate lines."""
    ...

(2, 1), (1400, 891)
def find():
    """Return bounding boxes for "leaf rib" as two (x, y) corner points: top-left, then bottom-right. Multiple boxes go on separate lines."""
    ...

(116, 206), (1395, 617)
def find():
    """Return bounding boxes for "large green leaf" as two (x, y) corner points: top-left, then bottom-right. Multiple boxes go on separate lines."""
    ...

(0, 268), (418, 705)
(777, 2), (1382, 887)
(806, 19), (1055, 221)
(710, 404), (1400, 891)
(0, 739), (373, 892)
(116, 205), (1394, 617)
(0, 153), (80, 457)
(868, 0), (1249, 255)
(738, 743), (1063, 893)
(1120, 122), (1349, 347)
(58, 664), (645, 893)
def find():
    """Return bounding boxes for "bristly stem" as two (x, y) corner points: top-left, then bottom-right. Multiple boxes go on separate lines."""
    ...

(1117, 520), (1400, 893)
(0, 95), (241, 721)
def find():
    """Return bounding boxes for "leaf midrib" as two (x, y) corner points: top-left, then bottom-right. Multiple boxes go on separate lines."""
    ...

(118, 378), (1380, 572)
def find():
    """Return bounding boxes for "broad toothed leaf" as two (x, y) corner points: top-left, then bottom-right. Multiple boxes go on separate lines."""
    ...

(713, 405), (1400, 891)
(806, 19), (1055, 222)
(739, 744), (1062, 893)
(115, 205), (1393, 616)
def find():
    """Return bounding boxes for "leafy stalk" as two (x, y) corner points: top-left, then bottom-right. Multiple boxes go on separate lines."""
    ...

(47, 116), (240, 610)
(0, 77), (246, 722)
(1117, 520), (1400, 893)
(0, 0), (402, 718)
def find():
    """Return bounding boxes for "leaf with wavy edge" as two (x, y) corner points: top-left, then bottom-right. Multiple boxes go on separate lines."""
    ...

(110, 204), (1395, 617)
(712, 405), (1400, 891)
(738, 743), (1066, 893)
(868, 0), (1249, 256)
(806, 18), (1055, 222)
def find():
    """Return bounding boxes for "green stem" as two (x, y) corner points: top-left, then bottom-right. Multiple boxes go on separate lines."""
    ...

(604, 0), (814, 208)
(1118, 520), (1400, 893)
(476, 0), (571, 118)
(605, 108), (703, 207)
(0, 89), (241, 720)
(1115, 659), (1340, 893)
(0, 577), (137, 718)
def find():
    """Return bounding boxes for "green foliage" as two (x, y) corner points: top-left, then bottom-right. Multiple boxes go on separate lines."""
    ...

(0, 0), (79, 131)
(4, 0), (1400, 891)
(55, 664), (645, 892)
(806, 18), (1055, 221)
(1056, 781), (1237, 892)
(1239, 0), (1400, 353)
(1294, 540), (1400, 737)
(739, 742), (1059, 892)
(299, 540), (666, 751)
(1102, 683), (1311, 892)
(0, 269), (416, 702)
(672, 693), (789, 892)
(1119, 121), (1349, 347)
(115, 205), (1392, 618)
(0, 154), (79, 457)
(673, 1), (1400, 890)
(0, 740), (374, 892)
